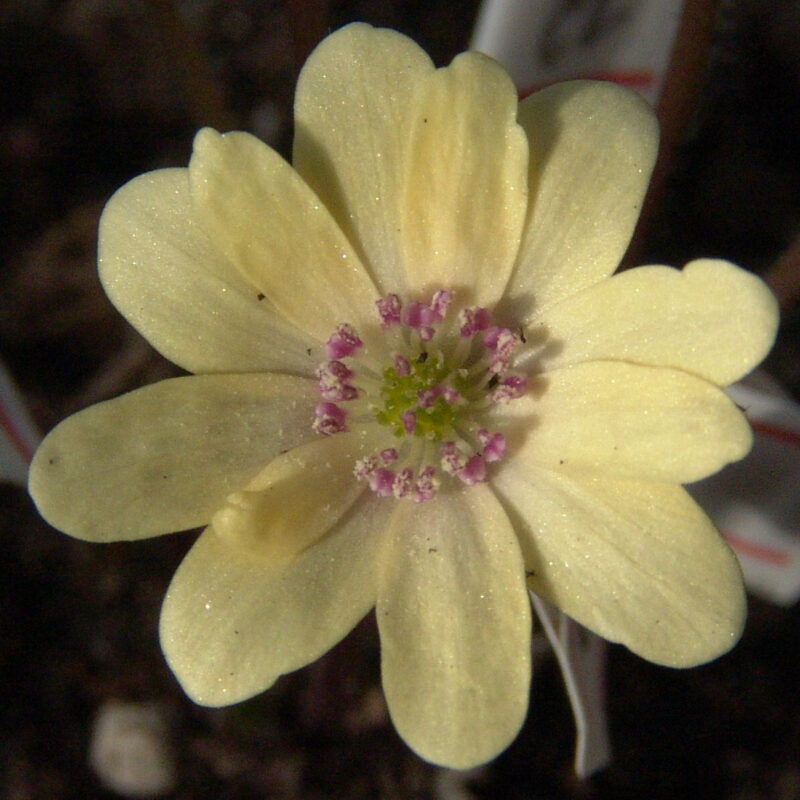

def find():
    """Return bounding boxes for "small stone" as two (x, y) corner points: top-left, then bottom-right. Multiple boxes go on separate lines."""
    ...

(89, 700), (175, 798)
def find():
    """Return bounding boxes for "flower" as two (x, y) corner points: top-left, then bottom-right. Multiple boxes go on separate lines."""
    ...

(29, 23), (778, 769)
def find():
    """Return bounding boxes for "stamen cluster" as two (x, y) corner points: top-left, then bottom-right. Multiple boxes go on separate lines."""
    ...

(312, 290), (527, 502)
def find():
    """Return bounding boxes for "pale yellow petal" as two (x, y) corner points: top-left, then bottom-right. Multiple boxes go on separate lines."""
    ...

(497, 361), (752, 483)
(293, 23), (434, 294)
(29, 374), (317, 541)
(211, 430), (378, 564)
(399, 51), (528, 307)
(189, 128), (380, 343)
(501, 81), (658, 318)
(494, 466), (745, 666)
(160, 494), (391, 705)
(377, 485), (531, 768)
(526, 259), (779, 386)
(99, 169), (318, 375)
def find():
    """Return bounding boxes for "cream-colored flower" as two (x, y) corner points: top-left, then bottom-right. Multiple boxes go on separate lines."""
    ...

(29, 24), (778, 769)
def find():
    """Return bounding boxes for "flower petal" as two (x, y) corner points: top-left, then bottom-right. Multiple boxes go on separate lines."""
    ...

(293, 23), (434, 295)
(211, 430), (378, 564)
(29, 374), (317, 541)
(493, 466), (745, 666)
(498, 361), (752, 483)
(189, 128), (380, 342)
(398, 51), (529, 307)
(160, 494), (391, 705)
(377, 485), (531, 768)
(526, 259), (779, 386)
(99, 168), (318, 374)
(501, 81), (658, 318)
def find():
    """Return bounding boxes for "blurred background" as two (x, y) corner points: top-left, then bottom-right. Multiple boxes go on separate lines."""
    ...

(2, 0), (800, 797)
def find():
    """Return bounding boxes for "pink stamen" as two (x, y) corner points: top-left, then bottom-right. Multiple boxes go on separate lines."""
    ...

(326, 324), (363, 359)
(478, 430), (507, 462)
(393, 467), (414, 498)
(459, 306), (492, 337)
(376, 294), (402, 328)
(491, 374), (527, 403)
(418, 385), (463, 409)
(334, 385), (357, 401)
(402, 301), (434, 329)
(413, 467), (439, 503)
(440, 441), (467, 475)
(312, 402), (347, 435)
(381, 448), (399, 464)
(440, 441), (488, 485)
(441, 386), (463, 405)
(417, 387), (438, 409)
(394, 354), (411, 376)
(353, 454), (380, 480)
(401, 300), (437, 341)
(481, 325), (504, 350)
(319, 360), (352, 380)
(484, 325), (517, 355)
(429, 290), (453, 320)
(458, 454), (486, 486)
(401, 410), (416, 435)
(483, 327), (519, 373)
(369, 468), (396, 497)
(317, 360), (358, 401)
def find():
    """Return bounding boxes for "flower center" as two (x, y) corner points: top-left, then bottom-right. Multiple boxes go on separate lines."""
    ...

(312, 290), (526, 502)
(375, 350), (468, 439)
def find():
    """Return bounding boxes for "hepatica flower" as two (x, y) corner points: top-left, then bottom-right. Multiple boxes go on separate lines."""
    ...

(30, 24), (778, 768)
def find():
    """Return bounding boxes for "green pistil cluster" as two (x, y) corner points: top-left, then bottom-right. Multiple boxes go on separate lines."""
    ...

(375, 353), (468, 440)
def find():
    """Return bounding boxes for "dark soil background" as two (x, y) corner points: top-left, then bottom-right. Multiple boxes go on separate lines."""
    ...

(2, 1), (800, 798)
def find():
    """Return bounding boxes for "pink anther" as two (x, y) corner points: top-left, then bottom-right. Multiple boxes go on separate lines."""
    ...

(478, 430), (507, 462)
(393, 354), (411, 376)
(392, 467), (414, 498)
(401, 301), (436, 340)
(459, 306), (493, 337)
(376, 294), (402, 328)
(312, 402), (347, 435)
(417, 387), (439, 409)
(440, 441), (467, 475)
(317, 360), (358, 401)
(429, 289), (453, 321)
(325, 324), (363, 359)
(484, 326), (518, 374)
(491, 374), (527, 403)
(413, 467), (439, 503)
(368, 468), (396, 497)
(401, 410), (417, 435)
(440, 386), (463, 405)
(418, 385), (462, 409)
(457, 454), (486, 486)
(380, 448), (399, 464)
(353, 454), (380, 480)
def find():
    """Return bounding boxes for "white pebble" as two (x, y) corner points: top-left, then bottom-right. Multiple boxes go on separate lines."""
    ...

(89, 700), (176, 797)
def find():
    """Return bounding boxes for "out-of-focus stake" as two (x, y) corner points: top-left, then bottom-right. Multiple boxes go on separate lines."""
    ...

(149, 0), (238, 131)
(765, 232), (800, 312)
(286, 0), (332, 75)
(625, 0), (721, 266)
(0, 359), (40, 487)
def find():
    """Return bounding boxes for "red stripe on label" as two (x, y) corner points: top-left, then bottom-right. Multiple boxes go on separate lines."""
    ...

(584, 69), (656, 89)
(750, 420), (800, 449)
(723, 530), (792, 566)
(520, 70), (656, 99)
(0, 403), (34, 464)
